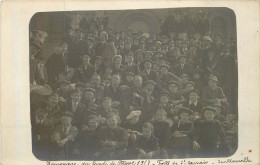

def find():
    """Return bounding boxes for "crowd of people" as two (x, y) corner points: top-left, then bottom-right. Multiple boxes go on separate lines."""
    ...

(30, 10), (238, 161)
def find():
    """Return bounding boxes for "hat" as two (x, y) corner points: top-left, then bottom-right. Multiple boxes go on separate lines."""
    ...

(85, 88), (96, 93)
(125, 72), (134, 76)
(180, 74), (190, 79)
(112, 55), (122, 61)
(208, 75), (218, 82)
(31, 85), (52, 95)
(189, 89), (200, 95)
(75, 28), (85, 33)
(144, 59), (153, 64)
(61, 111), (73, 118)
(53, 79), (71, 89)
(168, 80), (180, 87)
(95, 56), (104, 60)
(185, 81), (195, 86)
(202, 106), (216, 113)
(145, 80), (156, 86)
(178, 55), (187, 60)
(126, 110), (142, 120)
(160, 91), (170, 97)
(178, 107), (193, 115)
(160, 64), (169, 69)
(203, 36), (213, 43)
(87, 37), (95, 42)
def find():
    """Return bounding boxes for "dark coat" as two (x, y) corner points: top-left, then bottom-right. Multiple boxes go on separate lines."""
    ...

(182, 100), (203, 114)
(104, 85), (122, 102)
(174, 62), (193, 77)
(140, 69), (157, 82)
(152, 121), (171, 149)
(71, 65), (95, 83)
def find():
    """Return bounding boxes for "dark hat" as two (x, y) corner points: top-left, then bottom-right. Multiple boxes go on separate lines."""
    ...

(160, 91), (170, 97)
(31, 85), (52, 95)
(125, 72), (134, 76)
(53, 79), (71, 89)
(160, 63), (169, 69)
(61, 111), (73, 118)
(75, 28), (85, 33)
(168, 80), (180, 87)
(208, 75), (218, 82)
(185, 81), (195, 86)
(85, 88), (96, 93)
(178, 107), (193, 115)
(145, 80), (156, 86)
(75, 82), (87, 89)
(202, 106), (216, 113)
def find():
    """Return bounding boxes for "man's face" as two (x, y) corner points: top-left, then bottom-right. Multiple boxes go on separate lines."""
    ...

(160, 67), (168, 74)
(144, 62), (152, 70)
(49, 95), (59, 106)
(189, 92), (199, 102)
(102, 100), (111, 109)
(126, 75), (133, 82)
(95, 59), (103, 66)
(111, 75), (120, 86)
(100, 34), (106, 42)
(146, 83), (155, 92)
(113, 58), (121, 66)
(126, 56), (133, 64)
(129, 116), (139, 125)
(88, 119), (99, 129)
(208, 80), (217, 88)
(180, 113), (189, 121)
(180, 57), (186, 64)
(85, 91), (94, 101)
(71, 93), (81, 103)
(160, 96), (169, 103)
(106, 116), (118, 128)
(169, 84), (178, 93)
(204, 110), (215, 121)
(155, 111), (166, 121)
(61, 116), (72, 127)
(82, 55), (90, 64)
(91, 76), (100, 85)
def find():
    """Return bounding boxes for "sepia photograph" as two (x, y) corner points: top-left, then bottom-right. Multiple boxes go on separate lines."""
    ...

(29, 8), (238, 161)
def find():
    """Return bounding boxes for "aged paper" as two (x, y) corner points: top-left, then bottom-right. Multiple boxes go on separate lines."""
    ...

(1, 0), (260, 165)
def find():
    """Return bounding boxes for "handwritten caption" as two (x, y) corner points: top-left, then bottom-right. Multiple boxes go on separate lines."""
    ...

(46, 157), (253, 165)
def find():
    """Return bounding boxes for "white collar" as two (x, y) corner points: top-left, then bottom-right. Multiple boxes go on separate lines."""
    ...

(189, 100), (198, 106)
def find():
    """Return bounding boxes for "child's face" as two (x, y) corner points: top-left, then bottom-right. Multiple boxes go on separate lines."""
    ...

(113, 58), (121, 66)
(88, 119), (99, 129)
(180, 113), (190, 121)
(189, 92), (199, 102)
(61, 116), (72, 127)
(155, 111), (166, 121)
(102, 100), (111, 109)
(160, 96), (169, 104)
(142, 127), (152, 138)
(106, 116), (118, 128)
(169, 84), (178, 93)
(71, 93), (81, 103)
(126, 75), (133, 82)
(204, 110), (215, 121)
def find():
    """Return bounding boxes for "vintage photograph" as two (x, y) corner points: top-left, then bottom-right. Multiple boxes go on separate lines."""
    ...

(29, 8), (238, 161)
